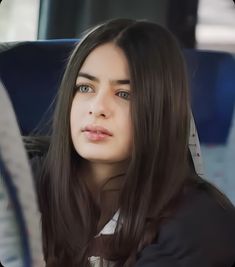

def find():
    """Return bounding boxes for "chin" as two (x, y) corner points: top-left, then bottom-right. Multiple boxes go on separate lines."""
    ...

(75, 144), (130, 163)
(81, 155), (116, 163)
(77, 149), (111, 162)
(78, 151), (123, 163)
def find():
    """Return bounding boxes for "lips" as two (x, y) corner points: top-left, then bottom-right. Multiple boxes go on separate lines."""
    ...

(81, 125), (113, 141)
(82, 125), (113, 136)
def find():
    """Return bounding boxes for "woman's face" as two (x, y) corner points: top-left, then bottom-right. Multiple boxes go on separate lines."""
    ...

(70, 42), (132, 164)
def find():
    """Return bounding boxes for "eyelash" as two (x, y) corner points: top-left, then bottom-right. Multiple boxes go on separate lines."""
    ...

(75, 84), (131, 100)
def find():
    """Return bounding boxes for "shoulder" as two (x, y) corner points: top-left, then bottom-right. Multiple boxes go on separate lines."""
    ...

(136, 185), (235, 267)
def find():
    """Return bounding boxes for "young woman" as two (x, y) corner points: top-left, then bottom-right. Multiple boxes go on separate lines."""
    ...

(28, 19), (235, 267)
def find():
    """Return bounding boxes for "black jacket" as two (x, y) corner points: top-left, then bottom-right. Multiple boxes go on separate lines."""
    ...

(136, 186), (235, 267)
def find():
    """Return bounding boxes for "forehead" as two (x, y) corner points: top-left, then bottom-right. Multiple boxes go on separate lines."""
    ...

(78, 43), (130, 79)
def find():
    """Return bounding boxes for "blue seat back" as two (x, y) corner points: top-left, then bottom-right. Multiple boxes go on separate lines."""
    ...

(185, 49), (235, 144)
(0, 40), (77, 135)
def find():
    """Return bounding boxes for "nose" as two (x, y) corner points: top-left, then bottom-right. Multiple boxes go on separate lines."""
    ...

(89, 90), (112, 118)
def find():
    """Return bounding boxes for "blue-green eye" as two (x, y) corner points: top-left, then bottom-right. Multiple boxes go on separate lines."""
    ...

(76, 84), (93, 93)
(117, 91), (131, 100)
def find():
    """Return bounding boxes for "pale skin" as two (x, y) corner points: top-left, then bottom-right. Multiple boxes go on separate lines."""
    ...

(70, 42), (132, 205)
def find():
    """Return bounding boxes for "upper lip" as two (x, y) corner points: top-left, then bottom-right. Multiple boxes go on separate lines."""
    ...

(82, 125), (113, 136)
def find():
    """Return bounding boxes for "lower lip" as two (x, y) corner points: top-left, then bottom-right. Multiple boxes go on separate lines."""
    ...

(83, 131), (111, 141)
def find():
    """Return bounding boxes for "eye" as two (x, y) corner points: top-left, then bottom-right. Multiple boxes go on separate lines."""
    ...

(116, 91), (131, 100)
(76, 84), (94, 93)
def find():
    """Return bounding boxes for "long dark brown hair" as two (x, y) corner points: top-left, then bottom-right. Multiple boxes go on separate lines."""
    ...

(35, 18), (206, 266)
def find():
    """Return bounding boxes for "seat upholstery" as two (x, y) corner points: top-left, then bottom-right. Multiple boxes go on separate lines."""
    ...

(0, 40), (77, 135)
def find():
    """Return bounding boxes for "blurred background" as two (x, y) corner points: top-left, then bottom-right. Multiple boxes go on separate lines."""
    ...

(0, 0), (235, 204)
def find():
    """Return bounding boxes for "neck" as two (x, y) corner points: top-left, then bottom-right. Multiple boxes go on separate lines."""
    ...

(79, 159), (128, 195)
(79, 159), (129, 233)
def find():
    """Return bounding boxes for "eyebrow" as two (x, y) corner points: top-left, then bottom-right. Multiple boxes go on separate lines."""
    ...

(77, 72), (130, 85)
